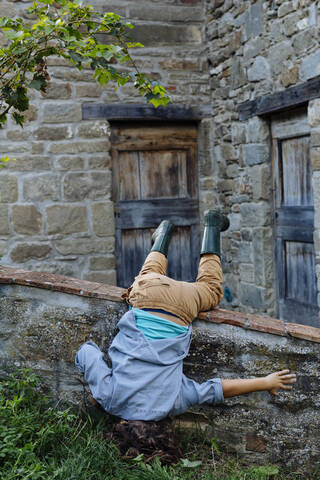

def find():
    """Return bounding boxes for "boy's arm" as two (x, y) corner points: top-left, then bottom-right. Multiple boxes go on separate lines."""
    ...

(222, 370), (296, 398)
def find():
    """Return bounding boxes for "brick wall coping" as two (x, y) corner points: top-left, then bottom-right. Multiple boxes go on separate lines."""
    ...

(0, 265), (319, 344)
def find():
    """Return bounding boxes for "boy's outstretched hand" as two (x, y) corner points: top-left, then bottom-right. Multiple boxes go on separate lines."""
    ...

(264, 369), (297, 396)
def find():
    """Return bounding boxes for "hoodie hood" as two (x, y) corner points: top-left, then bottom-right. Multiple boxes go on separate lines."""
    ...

(111, 310), (192, 366)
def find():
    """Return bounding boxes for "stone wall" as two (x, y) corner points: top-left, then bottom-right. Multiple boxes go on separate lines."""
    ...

(1, 266), (320, 472)
(0, 0), (208, 283)
(206, 0), (320, 317)
(1, 0), (320, 320)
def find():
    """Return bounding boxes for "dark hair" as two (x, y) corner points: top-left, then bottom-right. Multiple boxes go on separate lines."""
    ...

(103, 419), (182, 464)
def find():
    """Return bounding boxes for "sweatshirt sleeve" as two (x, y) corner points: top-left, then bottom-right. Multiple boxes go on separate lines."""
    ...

(75, 340), (112, 408)
(170, 374), (224, 416)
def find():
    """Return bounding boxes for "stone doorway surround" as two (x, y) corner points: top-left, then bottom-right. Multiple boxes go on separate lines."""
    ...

(238, 78), (320, 325)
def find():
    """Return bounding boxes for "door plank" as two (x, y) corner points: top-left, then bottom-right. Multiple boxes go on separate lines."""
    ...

(281, 136), (312, 206)
(140, 150), (188, 199)
(118, 151), (140, 200)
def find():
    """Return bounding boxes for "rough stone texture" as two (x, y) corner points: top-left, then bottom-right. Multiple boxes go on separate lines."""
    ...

(23, 174), (60, 202)
(12, 205), (42, 235)
(91, 202), (115, 236)
(245, 144), (269, 166)
(0, 175), (18, 203)
(46, 205), (88, 235)
(300, 50), (320, 81)
(63, 172), (111, 201)
(1, 0), (320, 320)
(10, 243), (52, 263)
(1, 279), (319, 472)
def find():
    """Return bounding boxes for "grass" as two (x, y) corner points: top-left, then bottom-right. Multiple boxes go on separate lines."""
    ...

(0, 370), (316, 480)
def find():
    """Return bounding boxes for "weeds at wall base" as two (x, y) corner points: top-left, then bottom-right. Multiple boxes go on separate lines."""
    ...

(0, 369), (316, 480)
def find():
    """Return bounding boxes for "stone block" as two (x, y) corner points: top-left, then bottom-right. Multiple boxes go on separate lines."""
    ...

(75, 84), (103, 98)
(31, 142), (44, 154)
(240, 202), (271, 227)
(6, 129), (30, 141)
(51, 67), (93, 82)
(55, 156), (85, 170)
(244, 0), (264, 39)
(253, 227), (274, 287)
(44, 83), (72, 99)
(250, 164), (271, 201)
(293, 28), (317, 55)
(283, 12), (301, 37)
(308, 100), (320, 127)
(24, 105), (38, 123)
(239, 263), (254, 283)
(280, 65), (299, 87)
(12, 205), (42, 235)
(85, 271), (116, 285)
(55, 238), (114, 255)
(300, 50), (320, 82)
(42, 103), (82, 123)
(34, 126), (73, 141)
(0, 175), (18, 203)
(226, 164), (239, 178)
(23, 175), (60, 202)
(248, 56), (270, 82)
(311, 130), (320, 147)
(48, 140), (110, 154)
(63, 172), (111, 201)
(89, 256), (115, 271)
(240, 282), (265, 309)
(0, 3), (16, 16)
(278, 1), (295, 18)
(46, 205), (88, 235)
(129, 5), (203, 22)
(10, 243), (52, 263)
(231, 57), (247, 89)
(311, 147), (320, 170)
(245, 144), (269, 166)
(77, 121), (110, 139)
(0, 206), (9, 235)
(129, 25), (202, 46)
(246, 117), (269, 143)
(0, 143), (29, 154)
(5, 156), (51, 171)
(231, 123), (246, 145)
(91, 202), (115, 236)
(236, 241), (253, 263)
(312, 172), (320, 228)
(269, 20), (284, 42)
(268, 41), (293, 75)
(243, 37), (263, 62)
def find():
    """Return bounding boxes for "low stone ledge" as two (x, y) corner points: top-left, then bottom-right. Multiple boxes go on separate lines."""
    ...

(0, 265), (319, 343)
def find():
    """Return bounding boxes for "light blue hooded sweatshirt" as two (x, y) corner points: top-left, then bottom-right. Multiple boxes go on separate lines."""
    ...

(75, 310), (224, 420)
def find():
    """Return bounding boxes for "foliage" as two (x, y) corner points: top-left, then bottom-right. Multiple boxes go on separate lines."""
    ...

(0, 0), (171, 130)
(0, 369), (311, 480)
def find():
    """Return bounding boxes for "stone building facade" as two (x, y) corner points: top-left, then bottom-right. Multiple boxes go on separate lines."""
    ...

(1, 0), (320, 324)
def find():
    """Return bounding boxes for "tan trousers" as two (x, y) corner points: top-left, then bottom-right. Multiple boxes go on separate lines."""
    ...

(124, 251), (223, 326)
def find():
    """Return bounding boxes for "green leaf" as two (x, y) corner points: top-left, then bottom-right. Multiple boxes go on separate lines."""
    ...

(12, 111), (24, 127)
(180, 459), (202, 468)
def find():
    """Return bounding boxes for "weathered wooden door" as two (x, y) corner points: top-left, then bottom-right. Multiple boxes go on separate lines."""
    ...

(111, 124), (200, 288)
(271, 109), (319, 326)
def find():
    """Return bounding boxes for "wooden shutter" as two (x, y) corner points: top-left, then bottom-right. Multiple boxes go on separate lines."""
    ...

(271, 109), (319, 326)
(111, 124), (200, 288)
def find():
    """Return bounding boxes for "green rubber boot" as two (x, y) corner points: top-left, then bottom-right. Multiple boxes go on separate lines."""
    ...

(151, 220), (175, 257)
(200, 209), (229, 257)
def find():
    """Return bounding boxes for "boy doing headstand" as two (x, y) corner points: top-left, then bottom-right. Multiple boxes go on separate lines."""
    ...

(75, 210), (296, 421)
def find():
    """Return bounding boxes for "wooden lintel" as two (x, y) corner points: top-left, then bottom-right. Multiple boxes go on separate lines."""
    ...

(238, 76), (320, 120)
(82, 103), (212, 122)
